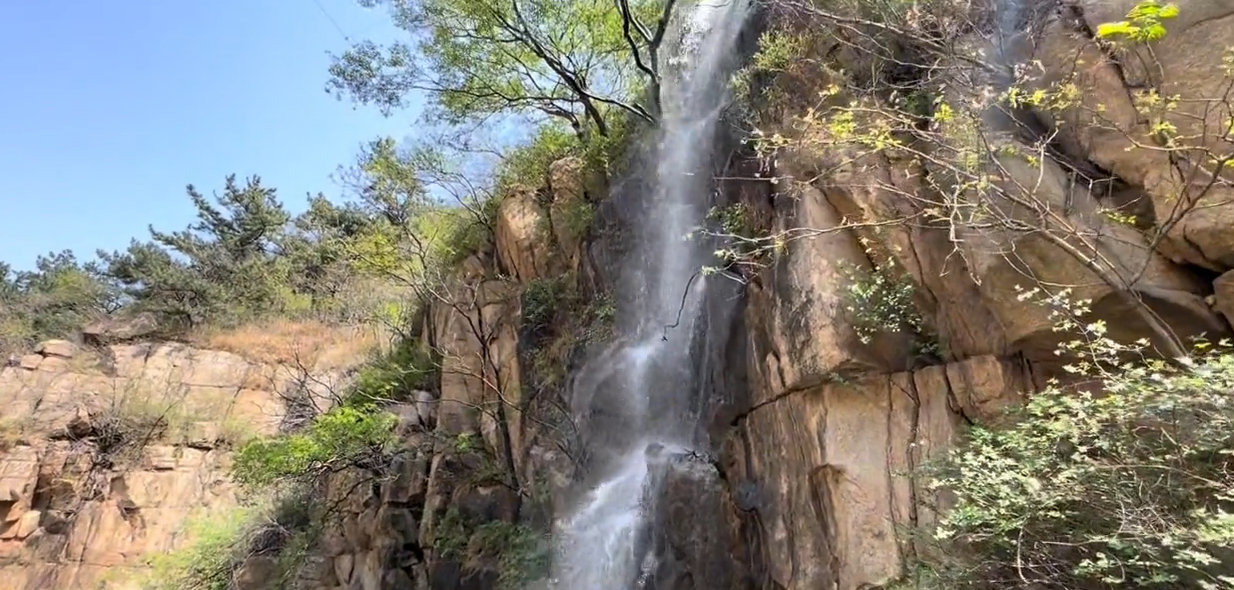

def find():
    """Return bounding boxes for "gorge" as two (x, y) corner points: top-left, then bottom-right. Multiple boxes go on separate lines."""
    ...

(4, 0), (1234, 589)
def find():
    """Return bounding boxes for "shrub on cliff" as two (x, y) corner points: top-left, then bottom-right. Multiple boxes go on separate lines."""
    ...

(912, 289), (1234, 590)
(231, 405), (397, 489)
(434, 508), (551, 590)
(140, 505), (262, 590)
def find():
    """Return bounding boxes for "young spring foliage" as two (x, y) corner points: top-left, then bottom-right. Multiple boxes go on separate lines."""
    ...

(916, 287), (1234, 590)
(331, 0), (671, 133)
(230, 405), (397, 489)
(1096, 0), (1181, 43)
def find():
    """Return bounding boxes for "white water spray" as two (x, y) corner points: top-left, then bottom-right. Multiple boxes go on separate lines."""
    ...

(550, 1), (751, 588)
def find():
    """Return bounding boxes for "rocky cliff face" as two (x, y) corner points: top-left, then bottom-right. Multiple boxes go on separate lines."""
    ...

(0, 336), (349, 589)
(700, 1), (1234, 589)
(6, 1), (1234, 589)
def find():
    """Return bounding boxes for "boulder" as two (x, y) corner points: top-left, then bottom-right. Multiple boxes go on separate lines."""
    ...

(494, 187), (559, 282)
(1034, 2), (1234, 270)
(1215, 272), (1234, 328)
(35, 340), (77, 359)
(82, 312), (159, 346)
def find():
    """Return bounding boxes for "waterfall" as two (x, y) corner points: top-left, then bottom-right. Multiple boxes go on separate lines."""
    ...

(549, 0), (751, 588)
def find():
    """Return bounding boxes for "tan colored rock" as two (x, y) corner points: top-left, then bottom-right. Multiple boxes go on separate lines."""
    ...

(547, 157), (588, 264)
(234, 556), (279, 590)
(495, 187), (558, 282)
(1034, 5), (1234, 270)
(732, 358), (1024, 590)
(926, 64), (1228, 357)
(334, 553), (355, 586)
(735, 372), (916, 590)
(945, 355), (1034, 422)
(82, 312), (160, 346)
(0, 337), (363, 589)
(35, 340), (77, 359)
(18, 355), (41, 370)
(431, 277), (523, 454)
(36, 356), (70, 372)
(13, 510), (41, 539)
(144, 446), (179, 471)
(806, 150), (1008, 360)
(744, 182), (914, 405)
(1215, 272), (1234, 327)
(0, 446), (38, 506)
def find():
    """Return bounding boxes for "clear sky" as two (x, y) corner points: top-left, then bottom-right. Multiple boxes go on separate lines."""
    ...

(0, 1), (418, 271)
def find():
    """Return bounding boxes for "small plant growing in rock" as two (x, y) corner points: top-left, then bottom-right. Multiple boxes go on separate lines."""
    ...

(431, 508), (550, 590)
(140, 506), (261, 590)
(521, 277), (571, 332)
(701, 202), (777, 280)
(473, 520), (552, 590)
(452, 432), (479, 453)
(1096, 0), (1180, 43)
(586, 294), (617, 342)
(837, 236), (932, 352)
(346, 335), (437, 405)
(840, 257), (920, 344)
(558, 199), (595, 237)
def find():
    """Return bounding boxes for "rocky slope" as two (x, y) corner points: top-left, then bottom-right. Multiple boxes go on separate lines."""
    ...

(4, 1), (1234, 589)
(701, 0), (1234, 588)
(0, 335), (348, 589)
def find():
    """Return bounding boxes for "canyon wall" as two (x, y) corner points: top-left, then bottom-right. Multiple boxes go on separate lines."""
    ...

(0, 337), (343, 589)
(706, 0), (1234, 588)
(4, 1), (1234, 589)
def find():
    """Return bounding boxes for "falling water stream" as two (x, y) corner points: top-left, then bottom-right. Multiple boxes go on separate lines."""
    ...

(548, 1), (751, 589)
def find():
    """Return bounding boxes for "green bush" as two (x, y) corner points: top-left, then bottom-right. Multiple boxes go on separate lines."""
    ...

(556, 198), (595, 237)
(839, 256), (923, 344)
(0, 253), (117, 353)
(521, 277), (571, 331)
(230, 405), (397, 489)
(140, 507), (261, 590)
(347, 337), (437, 405)
(913, 287), (1234, 589)
(433, 508), (550, 590)
(427, 199), (501, 267)
(433, 508), (470, 560)
(474, 520), (551, 589)
(497, 125), (580, 192)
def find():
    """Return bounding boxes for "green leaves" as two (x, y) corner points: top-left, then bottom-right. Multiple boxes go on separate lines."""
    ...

(331, 0), (669, 133)
(140, 507), (261, 590)
(230, 405), (397, 489)
(98, 175), (297, 328)
(1096, 0), (1180, 43)
(0, 250), (119, 353)
(915, 290), (1234, 589)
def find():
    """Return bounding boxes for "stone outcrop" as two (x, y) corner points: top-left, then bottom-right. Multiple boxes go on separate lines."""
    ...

(722, 357), (1033, 590)
(10, 2), (1234, 588)
(0, 155), (593, 590)
(692, 2), (1234, 589)
(82, 313), (160, 346)
(1036, 0), (1234, 271)
(0, 339), (348, 590)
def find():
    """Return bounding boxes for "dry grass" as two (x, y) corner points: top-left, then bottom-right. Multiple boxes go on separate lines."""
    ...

(0, 418), (27, 451)
(193, 319), (389, 371)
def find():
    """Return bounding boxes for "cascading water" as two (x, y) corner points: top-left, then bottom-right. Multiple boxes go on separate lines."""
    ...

(549, 0), (751, 589)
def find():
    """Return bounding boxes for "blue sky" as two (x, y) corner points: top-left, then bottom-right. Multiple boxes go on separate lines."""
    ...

(0, 1), (418, 270)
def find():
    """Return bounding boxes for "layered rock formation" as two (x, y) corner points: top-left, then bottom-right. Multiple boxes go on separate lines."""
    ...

(0, 156), (592, 590)
(0, 339), (334, 589)
(6, 1), (1234, 589)
(700, 1), (1234, 589)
